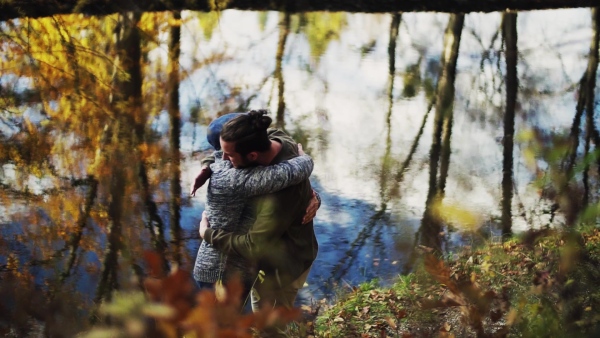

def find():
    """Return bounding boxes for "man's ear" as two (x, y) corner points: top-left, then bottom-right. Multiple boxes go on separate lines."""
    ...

(246, 152), (259, 162)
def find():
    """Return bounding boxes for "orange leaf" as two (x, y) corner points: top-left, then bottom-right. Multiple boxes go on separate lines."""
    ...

(144, 251), (165, 278)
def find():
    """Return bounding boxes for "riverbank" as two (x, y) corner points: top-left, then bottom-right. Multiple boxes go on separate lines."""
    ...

(306, 226), (600, 337)
(44, 226), (600, 337)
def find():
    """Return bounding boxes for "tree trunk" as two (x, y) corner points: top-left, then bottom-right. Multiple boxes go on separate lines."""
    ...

(275, 12), (290, 129)
(168, 11), (183, 266)
(437, 14), (464, 197)
(61, 177), (98, 282)
(93, 11), (142, 309)
(138, 163), (168, 270)
(2, 0), (598, 21)
(564, 8), (599, 210)
(380, 13), (402, 206)
(566, 74), (586, 174)
(582, 8), (599, 207)
(395, 100), (434, 184)
(559, 12), (600, 331)
(420, 14), (464, 253)
(501, 11), (518, 238)
(93, 141), (124, 307)
(127, 17), (168, 270)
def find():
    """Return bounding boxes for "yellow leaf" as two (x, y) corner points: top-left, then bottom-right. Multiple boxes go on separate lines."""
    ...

(481, 261), (492, 273)
(432, 202), (481, 230)
(506, 309), (518, 326)
(168, 17), (183, 27)
(516, 129), (535, 142)
(81, 328), (122, 338)
(215, 280), (226, 302)
(142, 303), (176, 319)
(522, 147), (538, 170)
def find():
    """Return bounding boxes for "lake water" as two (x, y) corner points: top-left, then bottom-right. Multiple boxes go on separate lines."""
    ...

(0, 7), (594, 317)
(180, 8), (592, 300)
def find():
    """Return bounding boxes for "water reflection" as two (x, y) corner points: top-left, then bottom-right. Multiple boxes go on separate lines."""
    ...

(1, 8), (599, 331)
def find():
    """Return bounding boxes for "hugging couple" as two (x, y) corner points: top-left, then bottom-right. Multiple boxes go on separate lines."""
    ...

(190, 109), (320, 314)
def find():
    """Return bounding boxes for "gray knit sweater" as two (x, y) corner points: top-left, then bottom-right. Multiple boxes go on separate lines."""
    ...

(193, 152), (314, 285)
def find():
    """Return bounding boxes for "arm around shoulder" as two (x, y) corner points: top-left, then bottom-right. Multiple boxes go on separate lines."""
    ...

(236, 154), (314, 197)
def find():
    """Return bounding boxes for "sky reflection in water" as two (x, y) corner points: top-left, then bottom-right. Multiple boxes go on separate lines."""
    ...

(179, 9), (590, 300)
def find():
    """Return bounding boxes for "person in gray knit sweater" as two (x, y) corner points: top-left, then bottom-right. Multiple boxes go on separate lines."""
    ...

(191, 113), (314, 297)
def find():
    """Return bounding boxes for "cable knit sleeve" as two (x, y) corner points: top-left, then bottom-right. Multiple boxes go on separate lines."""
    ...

(230, 155), (313, 197)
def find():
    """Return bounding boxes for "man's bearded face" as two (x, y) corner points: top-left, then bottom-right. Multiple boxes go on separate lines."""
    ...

(220, 138), (253, 168)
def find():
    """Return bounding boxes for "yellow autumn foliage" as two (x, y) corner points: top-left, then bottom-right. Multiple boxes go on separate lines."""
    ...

(432, 200), (482, 231)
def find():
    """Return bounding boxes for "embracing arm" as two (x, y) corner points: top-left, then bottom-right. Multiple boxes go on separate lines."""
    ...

(303, 189), (321, 224)
(233, 154), (313, 197)
(190, 151), (219, 196)
(203, 195), (289, 261)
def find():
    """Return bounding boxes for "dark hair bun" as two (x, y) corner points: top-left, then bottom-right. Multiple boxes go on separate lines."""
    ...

(247, 109), (272, 131)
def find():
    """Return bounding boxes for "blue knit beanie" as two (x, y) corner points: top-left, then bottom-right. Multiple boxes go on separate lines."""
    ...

(206, 113), (243, 150)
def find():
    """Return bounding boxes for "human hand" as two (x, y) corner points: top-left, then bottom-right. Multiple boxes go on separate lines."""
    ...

(190, 166), (212, 196)
(199, 211), (210, 238)
(298, 143), (305, 156)
(302, 190), (320, 224)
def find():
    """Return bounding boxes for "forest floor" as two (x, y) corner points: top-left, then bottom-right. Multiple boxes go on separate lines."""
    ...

(297, 226), (600, 338)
